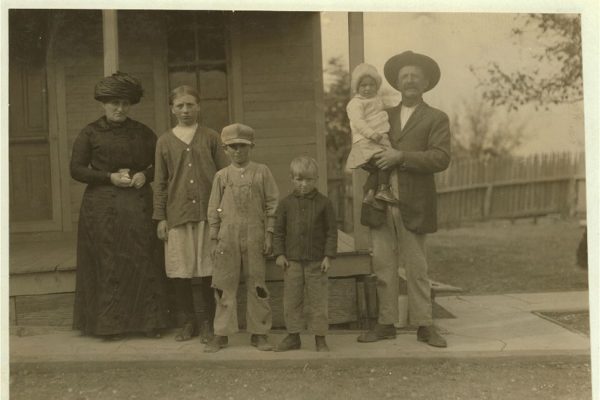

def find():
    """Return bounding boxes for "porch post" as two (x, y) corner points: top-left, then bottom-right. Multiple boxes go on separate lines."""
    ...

(348, 12), (369, 250)
(102, 10), (119, 75)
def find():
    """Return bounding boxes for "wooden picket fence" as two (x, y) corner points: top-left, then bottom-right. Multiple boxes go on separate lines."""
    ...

(328, 152), (586, 232)
(435, 152), (586, 227)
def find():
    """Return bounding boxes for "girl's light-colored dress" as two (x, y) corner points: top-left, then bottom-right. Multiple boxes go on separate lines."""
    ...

(345, 94), (393, 171)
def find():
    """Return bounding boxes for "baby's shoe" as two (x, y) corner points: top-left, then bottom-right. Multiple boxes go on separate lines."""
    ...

(315, 335), (329, 352)
(363, 189), (385, 210)
(375, 185), (398, 204)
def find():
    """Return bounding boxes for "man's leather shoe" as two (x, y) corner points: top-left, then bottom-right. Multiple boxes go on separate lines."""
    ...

(275, 333), (301, 352)
(417, 325), (447, 348)
(250, 334), (274, 351)
(357, 323), (397, 343)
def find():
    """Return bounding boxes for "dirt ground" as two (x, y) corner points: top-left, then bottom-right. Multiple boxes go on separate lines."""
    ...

(10, 358), (591, 400)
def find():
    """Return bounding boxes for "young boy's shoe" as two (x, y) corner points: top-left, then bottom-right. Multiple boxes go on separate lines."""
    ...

(250, 334), (274, 351)
(204, 335), (228, 353)
(363, 189), (385, 210)
(374, 185), (398, 204)
(275, 333), (301, 352)
(315, 335), (329, 352)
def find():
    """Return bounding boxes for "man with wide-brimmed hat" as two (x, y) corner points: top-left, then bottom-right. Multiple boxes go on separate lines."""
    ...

(356, 51), (451, 347)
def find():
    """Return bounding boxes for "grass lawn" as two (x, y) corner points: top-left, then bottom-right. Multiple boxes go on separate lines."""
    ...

(427, 217), (589, 295)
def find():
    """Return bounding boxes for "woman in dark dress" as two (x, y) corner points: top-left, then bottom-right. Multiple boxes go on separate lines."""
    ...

(70, 72), (170, 339)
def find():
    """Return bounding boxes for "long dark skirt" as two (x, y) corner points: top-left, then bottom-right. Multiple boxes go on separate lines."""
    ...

(73, 184), (170, 336)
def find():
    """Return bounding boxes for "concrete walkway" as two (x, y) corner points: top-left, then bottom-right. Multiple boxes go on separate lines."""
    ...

(10, 291), (590, 364)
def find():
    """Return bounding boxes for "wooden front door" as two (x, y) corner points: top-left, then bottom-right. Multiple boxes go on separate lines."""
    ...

(9, 10), (61, 231)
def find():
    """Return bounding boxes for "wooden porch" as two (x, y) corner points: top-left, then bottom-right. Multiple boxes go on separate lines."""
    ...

(9, 230), (378, 330)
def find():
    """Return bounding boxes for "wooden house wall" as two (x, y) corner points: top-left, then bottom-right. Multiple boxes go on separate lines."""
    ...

(56, 11), (324, 227)
(236, 12), (326, 196)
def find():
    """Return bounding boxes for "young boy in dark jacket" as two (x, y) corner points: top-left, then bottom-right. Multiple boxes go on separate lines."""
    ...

(273, 156), (338, 352)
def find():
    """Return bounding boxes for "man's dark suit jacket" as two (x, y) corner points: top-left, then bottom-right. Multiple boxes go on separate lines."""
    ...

(386, 101), (451, 234)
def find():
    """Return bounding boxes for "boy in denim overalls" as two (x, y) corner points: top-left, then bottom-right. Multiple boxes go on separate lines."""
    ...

(205, 123), (279, 353)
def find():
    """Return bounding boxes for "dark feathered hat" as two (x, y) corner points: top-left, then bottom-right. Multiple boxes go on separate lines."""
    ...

(94, 71), (144, 104)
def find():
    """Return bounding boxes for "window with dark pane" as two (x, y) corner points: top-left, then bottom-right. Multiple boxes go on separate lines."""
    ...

(167, 11), (229, 132)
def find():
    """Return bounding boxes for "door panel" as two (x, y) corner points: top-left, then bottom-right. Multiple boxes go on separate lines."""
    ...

(9, 61), (53, 223)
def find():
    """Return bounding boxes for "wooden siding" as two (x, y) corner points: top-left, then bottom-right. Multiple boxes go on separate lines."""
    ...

(238, 12), (324, 195)
(41, 11), (326, 230)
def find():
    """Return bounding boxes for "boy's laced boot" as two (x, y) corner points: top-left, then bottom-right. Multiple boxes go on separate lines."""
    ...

(204, 335), (228, 353)
(315, 335), (329, 352)
(250, 334), (274, 351)
(275, 333), (301, 352)
(374, 184), (399, 204)
(417, 325), (447, 348)
(363, 189), (385, 210)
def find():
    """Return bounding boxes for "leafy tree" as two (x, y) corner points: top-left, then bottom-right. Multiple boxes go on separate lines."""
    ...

(451, 97), (527, 159)
(471, 13), (582, 111)
(323, 57), (352, 230)
(324, 56), (352, 171)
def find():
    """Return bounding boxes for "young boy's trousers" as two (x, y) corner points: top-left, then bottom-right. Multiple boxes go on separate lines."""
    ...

(283, 260), (329, 336)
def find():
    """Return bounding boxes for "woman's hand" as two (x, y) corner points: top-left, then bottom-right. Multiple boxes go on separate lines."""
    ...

(275, 255), (289, 270)
(320, 256), (331, 273)
(130, 172), (146, 189)
(157, 220), (168, 241)
(110, 172), (132, 187)
(263, 232), (273, 256)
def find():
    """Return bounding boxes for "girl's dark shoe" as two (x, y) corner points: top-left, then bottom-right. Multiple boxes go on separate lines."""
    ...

(174, 322), (199, 342)
(315, 335), (329, 352)
(199, 320), (214, 344)
(204, 335), (228, 353)
(275, 333), (301, 352)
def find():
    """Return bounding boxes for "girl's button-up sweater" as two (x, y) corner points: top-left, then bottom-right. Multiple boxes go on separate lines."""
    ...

(153, 126), (229, 229)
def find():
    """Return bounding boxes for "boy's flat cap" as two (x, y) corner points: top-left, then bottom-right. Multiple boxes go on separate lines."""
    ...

(221, 123), (255, 145)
